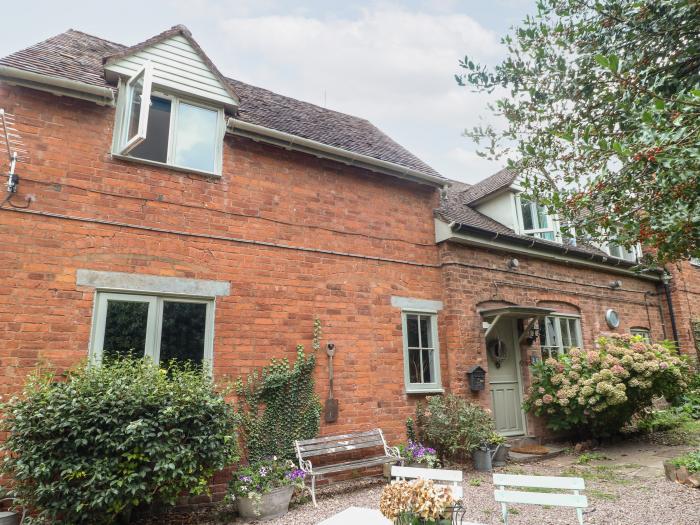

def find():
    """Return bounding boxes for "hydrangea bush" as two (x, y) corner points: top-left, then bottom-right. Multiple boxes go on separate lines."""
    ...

(523, 334), (691, 436)
(379, 479), (454, 525)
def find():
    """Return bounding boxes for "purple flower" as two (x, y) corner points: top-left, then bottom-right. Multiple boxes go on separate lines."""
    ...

(239, 475), (252, 483)
(286, 468), (306, 480)
(259, 466), (268, 476)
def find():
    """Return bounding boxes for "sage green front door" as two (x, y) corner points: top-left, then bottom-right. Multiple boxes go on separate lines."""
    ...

(486, 319), (525, 435)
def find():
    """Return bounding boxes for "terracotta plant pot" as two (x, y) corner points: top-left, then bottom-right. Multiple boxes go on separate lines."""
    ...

(237, 485), (295, 522)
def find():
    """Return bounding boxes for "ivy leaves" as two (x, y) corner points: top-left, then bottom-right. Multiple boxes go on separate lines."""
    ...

(236, 318), (322, 463)
(458, 0), (700, 265)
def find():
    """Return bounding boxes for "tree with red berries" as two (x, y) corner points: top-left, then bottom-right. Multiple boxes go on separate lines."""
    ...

(458, 0), (699, 265)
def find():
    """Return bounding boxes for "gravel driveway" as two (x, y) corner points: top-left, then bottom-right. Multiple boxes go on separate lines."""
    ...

(138, 447), (700, 525)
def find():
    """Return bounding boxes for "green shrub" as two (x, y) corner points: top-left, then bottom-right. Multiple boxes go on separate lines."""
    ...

(523, 334), (691, 437)
(414, 394), (499, 459)
(672, 372), (700, 419)
(637, 407), (693, 433)
(0, 359), (239, 525)
(236, 319), (322, 462)
(671, 449), (700, 474)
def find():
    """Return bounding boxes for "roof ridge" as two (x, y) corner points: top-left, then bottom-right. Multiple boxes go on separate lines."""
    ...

(66, 28), (125, 49)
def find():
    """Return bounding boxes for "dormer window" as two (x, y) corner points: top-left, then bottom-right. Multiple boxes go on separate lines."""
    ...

(519, 199), (557, 241)
(605, 243), (638, 263)
(112, 62), (225, 175)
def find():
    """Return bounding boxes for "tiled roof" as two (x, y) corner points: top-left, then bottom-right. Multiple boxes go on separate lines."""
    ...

(438, 176), (614, 261)
(460, 167), (518, 204)
(0, 28), (442, 180)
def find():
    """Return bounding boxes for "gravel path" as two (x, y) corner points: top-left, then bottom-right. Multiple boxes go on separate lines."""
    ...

(139, 452), (700, 525)
(264, 460), (700, 525)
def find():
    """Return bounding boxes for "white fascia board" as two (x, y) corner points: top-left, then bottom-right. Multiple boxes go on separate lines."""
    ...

(434, 218), (661, 281)
(0, 66), (115, 106)
(227, 118), (448, 188)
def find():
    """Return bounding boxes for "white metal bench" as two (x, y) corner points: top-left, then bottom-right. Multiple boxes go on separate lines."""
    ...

(493, 473), (588, 525)
(391, 465), (464, 500)
(295, 428), (402, 506)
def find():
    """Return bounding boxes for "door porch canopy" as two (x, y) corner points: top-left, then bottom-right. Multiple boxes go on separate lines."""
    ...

(479, 305), (555, 342)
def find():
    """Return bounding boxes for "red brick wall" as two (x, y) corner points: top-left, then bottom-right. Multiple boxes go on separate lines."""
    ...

(0, 82), (691, 450)
(438, 242), (667, 438)
(668, 261), (700, 362)
(0, 85), (443, 445)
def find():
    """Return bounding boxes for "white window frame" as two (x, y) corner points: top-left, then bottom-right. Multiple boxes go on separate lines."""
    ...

(112, 65), (225, 176)
(540, 314), (583, 359)
(514, 194), (561, 243)
(630, 327), (651, 342)
(604, 242), (639, 263)
(690, 257), (700, 267)
(401, 310), (443, 394)
(89, 291), (215, 371)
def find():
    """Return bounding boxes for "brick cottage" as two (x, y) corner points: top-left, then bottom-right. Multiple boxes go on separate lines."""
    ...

(0, 26), (698, 445)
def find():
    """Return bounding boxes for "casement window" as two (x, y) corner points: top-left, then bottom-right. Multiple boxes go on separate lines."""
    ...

(519, 198), (557, 241)
(90, 292), (214, 369)
(539, 315), (582, 359)
(113, 62), (225, 175)
(606, 243), (638, 263)
(630, 328), (651, 342)
(402, 311), (442, 393)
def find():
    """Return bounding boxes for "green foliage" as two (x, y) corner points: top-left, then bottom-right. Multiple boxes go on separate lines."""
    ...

(405, 417), (417, 442)
(228, 457), (305, 499)
(236, 319), (322, 462)
(671, 372), (700, 419)
(457, 0), (700, 265)
(576, 452), (608, 465)
(671, 449), (700, 474)
(523, 334), (691, 436)
(638, 407), (693, 433)
(0, 358), (239, 525)
(414, 394), (501, 458)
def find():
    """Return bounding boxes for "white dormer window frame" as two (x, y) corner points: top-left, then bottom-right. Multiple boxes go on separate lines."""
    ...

(112, 62), (226, 177)
(603, 242), (640, 263)
(514, 193), (561, 243)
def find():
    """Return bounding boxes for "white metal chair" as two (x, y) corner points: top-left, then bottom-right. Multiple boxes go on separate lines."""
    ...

(492, 473), (588, 525)
(391, 465), (464, 500)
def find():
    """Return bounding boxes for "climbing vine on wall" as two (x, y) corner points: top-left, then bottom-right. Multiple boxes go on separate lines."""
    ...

(236, 318), (322, 462)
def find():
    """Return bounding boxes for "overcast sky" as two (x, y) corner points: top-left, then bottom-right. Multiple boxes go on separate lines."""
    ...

(2, 1), (535, 183)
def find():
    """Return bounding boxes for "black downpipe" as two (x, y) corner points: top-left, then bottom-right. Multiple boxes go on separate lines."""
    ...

(661, 275), (680, 350)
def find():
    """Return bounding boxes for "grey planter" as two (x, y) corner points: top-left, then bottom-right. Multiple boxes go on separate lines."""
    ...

(237, 485), (294, 522)
(472, 446), (497, 472)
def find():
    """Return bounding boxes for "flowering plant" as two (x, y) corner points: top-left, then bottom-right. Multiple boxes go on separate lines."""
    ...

(400, 441), (440, 468)
(227, 457), (305, 508)
(523, 334), (691, 436)
(379, 479), (454, 524)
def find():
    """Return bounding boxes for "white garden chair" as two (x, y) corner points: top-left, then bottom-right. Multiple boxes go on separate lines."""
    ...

(492, 473), (588, 524)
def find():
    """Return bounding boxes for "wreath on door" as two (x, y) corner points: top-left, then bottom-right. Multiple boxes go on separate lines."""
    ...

(488, 339), (508, 368)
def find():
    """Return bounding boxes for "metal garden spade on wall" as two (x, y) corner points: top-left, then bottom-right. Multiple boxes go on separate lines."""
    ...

(324, 343), (338, 423)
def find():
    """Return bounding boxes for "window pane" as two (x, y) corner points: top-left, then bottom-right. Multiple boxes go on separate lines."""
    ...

(521, 201), (534, 230)
(539, 231), (556, 241)
(173, 102), (218, 172)
(103, 300), (149, 359)
(419, 316), (432, 348)
(130, 97), (171, 163)
(126, 76), (143, 144)
(560, 319), (572, 348)
(408, 348), (421, 383)
(536, 204), (549, 229)
(421, 349), (434, 383)
(406, 315), (419, 348)
(159, 301), (207, 367)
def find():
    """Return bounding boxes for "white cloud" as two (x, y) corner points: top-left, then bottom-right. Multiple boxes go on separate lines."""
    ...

(209, 6), (507, 183)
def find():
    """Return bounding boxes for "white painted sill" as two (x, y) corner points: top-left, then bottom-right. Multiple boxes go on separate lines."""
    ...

(405, 386), (445, 395)
(111, 152), (222, 178)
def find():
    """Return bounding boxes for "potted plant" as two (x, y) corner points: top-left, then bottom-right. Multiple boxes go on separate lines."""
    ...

(379, 478), (455, 525)
(471, 431), (506, 472)
(400, 440), (440, 468)
(227, 457), (306, 521)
